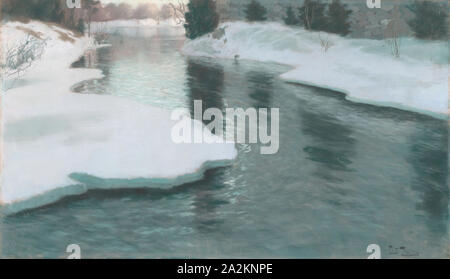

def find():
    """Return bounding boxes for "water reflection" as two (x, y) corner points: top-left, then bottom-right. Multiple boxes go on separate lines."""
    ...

(300, 108), (355, 175)
(246, 71), (273, 109)
(189, 169), (229, 235)
(409, 121), (449, 238)
(185, 58), (228, 235)
(186, 58), (225, 124)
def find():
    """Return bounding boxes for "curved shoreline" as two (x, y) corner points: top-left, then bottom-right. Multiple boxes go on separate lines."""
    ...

(1, 23), (237, 215)
(1, 159), (235, 216)
(282, 78), (448, 121)
(182, 21), (448, 120)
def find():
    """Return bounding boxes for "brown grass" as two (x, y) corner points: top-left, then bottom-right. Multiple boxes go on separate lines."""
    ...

(5, 16), (31, 24)
(15, 26), (44, 39)
(42, 21), (83, 38)
(53, 29), (76, 43)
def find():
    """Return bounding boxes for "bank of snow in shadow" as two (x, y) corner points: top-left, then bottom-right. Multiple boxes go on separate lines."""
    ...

(182, 22), (448, 118)
(1, 21), (236, 215)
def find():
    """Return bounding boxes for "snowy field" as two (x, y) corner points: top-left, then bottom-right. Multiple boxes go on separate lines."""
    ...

(0, 21), (236, 214)
(183, 22), (448, 118)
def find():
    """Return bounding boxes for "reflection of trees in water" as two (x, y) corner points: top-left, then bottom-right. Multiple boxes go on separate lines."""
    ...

(84, 49), (97, 68)
(300, 108), (356, 181)
(108, 34), (153, 60)
(246, 71), (273, 109)
(71, 46), (112, 95)
(186, 58), (225, 126)
(71, 49), (98, 69)
(185, 59), (227, 235)
(189, 168), (228, 235)
(409, 121), (448, 238)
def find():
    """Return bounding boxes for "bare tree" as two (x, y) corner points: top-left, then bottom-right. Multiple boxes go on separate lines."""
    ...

(133, 3), (159, 20)
(385, 21), (401, 58)
(304, 4), (312, 30)
(383, 7), (409, 58)
(1, 35), (47, 88)
(160, 4), (174, 20)
(318, 32), (333, 52)
(117, 3), (133, 19)
(169, 0), (187, 25)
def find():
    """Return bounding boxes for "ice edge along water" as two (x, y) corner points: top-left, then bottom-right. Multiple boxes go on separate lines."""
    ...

(182, 22), (448, 119)
(0, 21), (237, 215)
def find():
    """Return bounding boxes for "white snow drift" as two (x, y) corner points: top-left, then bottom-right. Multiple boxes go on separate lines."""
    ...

(0, 21), (236, 214)
(183, 22), (448, 117)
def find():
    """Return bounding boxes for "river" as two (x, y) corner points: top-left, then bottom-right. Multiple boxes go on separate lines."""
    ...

(1, 26), (448, 258)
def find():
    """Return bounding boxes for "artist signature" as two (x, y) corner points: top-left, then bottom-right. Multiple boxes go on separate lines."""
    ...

(388, 245), (420, 257)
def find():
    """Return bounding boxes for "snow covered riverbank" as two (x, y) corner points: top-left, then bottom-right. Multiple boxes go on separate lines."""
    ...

(0, 21), (236, 214)
(182, 22), (448, 118)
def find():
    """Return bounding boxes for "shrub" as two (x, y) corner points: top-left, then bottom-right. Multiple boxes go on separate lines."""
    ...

(284, 6), (300, 26)
(326, 0), (352, 36)
(408, 0), (448, 40)
(244, 0), (268, 22)
(184, 0), (220, 39)
(298, 0), (327, 31)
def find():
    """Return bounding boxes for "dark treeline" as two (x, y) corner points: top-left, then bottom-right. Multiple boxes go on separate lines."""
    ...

(244, 0), (447, 39)
(243, 0), (352, 36)
(2, 0), (66, 23)
(1, 0), (175, 34)
(2, 0), (447, 40)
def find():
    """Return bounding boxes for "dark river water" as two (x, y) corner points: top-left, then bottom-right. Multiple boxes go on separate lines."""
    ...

(1, 26), (448, 258)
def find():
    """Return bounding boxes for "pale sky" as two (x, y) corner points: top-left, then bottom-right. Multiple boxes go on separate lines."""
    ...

(102, 0), (187, 7)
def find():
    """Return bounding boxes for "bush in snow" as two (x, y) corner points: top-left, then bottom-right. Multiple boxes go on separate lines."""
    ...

(408, 0), (448, 40)
(1, 35), (47, 83)
(244, 0), (268, 22)
(169, 1), (188, 25)
(298, 0), (327, 31)
(383, 8), (411, 58)
(184, 0), (220, 39)
(325, 0), (352, 36)
(284, 6), (300, 26)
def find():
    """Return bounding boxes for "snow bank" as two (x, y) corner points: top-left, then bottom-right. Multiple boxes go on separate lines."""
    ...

(182, 22), (448, 117)
(1, 21), (236, 214)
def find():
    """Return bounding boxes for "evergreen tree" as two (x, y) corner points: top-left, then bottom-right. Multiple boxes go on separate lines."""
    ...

(2, 0), (76, 30)
(77, 18), (85, 35)
(408, 0), (448, 40)
(184, 0), (220, 39)
(244, 0), (267, 22)
(30, 0), (63, 22)
(284, 6), (300, 26)
(298, 0), (327, 31)
(50, 0), (64, 23)
(326, 0), (352, 36)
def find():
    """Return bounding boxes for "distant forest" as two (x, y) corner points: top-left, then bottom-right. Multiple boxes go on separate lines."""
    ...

(1, 0), (448, 40)
(1, 0), (175, 32)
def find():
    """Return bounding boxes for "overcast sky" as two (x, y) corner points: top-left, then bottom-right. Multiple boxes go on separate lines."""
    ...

(101, 0), (187, 7)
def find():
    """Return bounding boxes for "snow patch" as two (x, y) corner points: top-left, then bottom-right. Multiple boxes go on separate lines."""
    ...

(1, 21), (236, 214)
